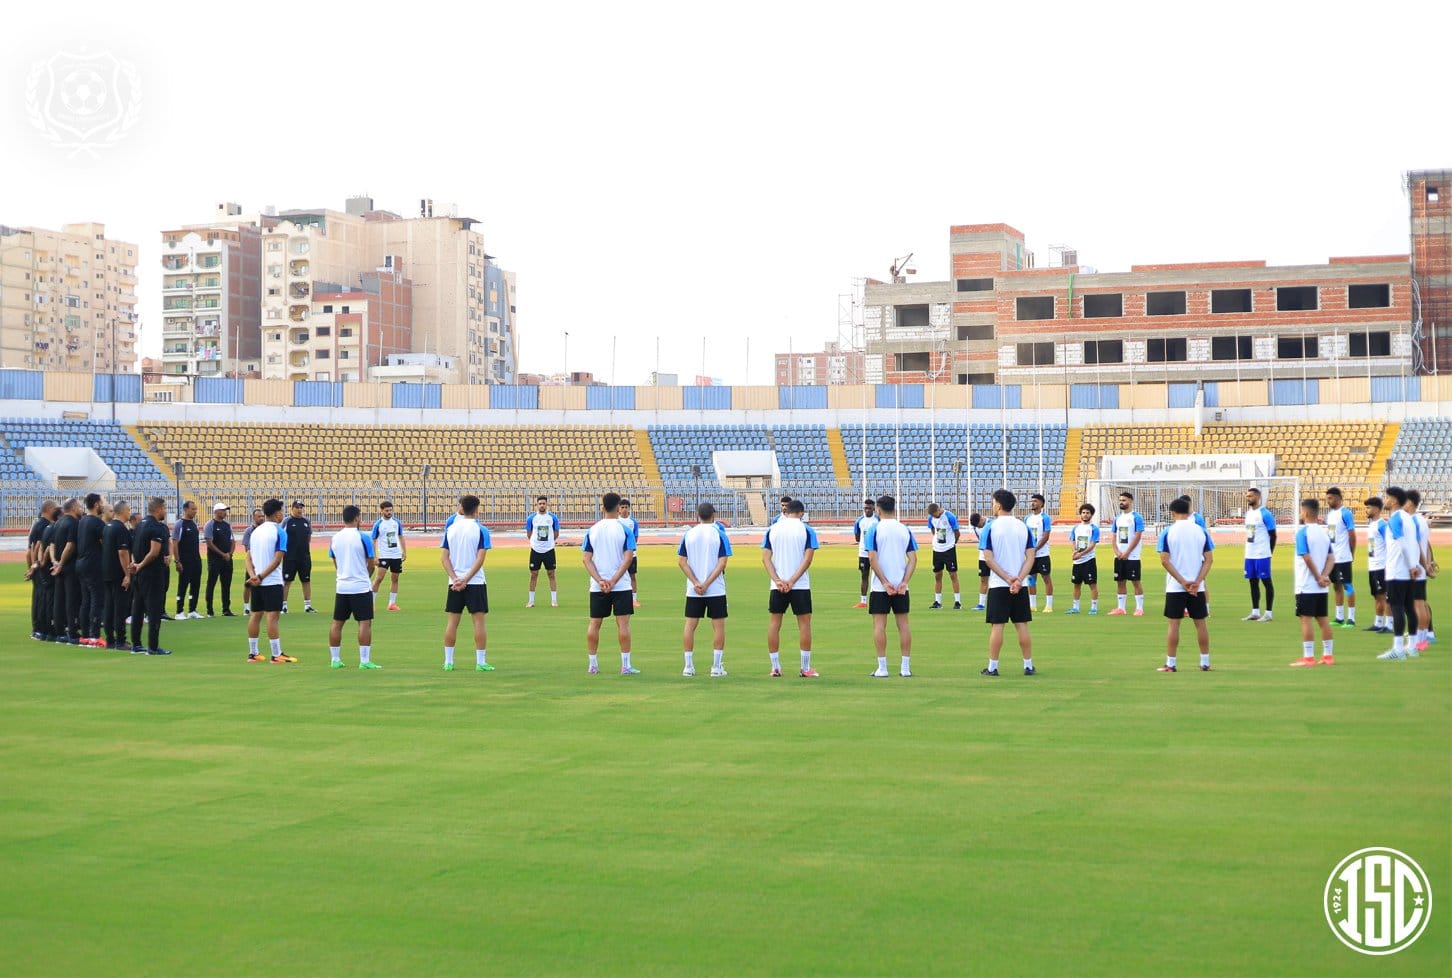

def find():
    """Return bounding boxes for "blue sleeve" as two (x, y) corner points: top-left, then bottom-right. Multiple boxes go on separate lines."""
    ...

(1263, 509), (1276, 531)
(806, 526), (819, 549)
(328, 543), (335, 559)
(718, 525), (733, 556)
(632, 518), (640, 536)
(864, 525), (878, 553)
(444, 513), (456, 531)
(980, 526), (991, 551)
(440, 528), (450, 550)
(277, 528), (288, 552)
(1193, 513), (1206, 529)
(1134, 513), (1145, 532)
(362, 535), (374, 558)
(552, 514), (560, 534)
(947, 513), (959, 532)
(761, 529), (772, 549)
(371, 519), (382, 539)
(525, 516), (534, 533)
(1342, 509), (1354, 532)
(905, 533), (918, 552)
(1295, 527), (1308, 556)
(479, 526), (491, 550)
(677, 534), (688, 557)
(1025, 528), (1036, 549)
(1389, 513), (1404, 540)
(1203, 528), (1214, 552)
(582, 531), (593, 553)
(1155, 528), (1169, 553)
(853, 517), (861, 541)
(1091, 526), (1100, 543)
(623, 528), (637, 551)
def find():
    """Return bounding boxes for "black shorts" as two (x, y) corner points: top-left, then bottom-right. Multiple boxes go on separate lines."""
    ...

(529, 549), (557, 572)
(684, 595), (728, 619)
(858, 556), (871, 575)
(628, 556), (639, 575)
(445, 583), (489, 615)
(1032, 555), (1052, 577)
(283, 555), (312, 583)
(932, 549), (958, 574)
(1411, 579), (1428, 601)
(333, 592), (375, 622)
(1368, 569), (1386, 596)
(1329, 562), (1353, 586)
(590, 590), (634, 619)
(978, 559), (990, 579)
(868, 591), (910, 615)
(986, 587), (1032, 624)
(252, 584), (284, 613)
(1164, 591), (1208, 620)
(1114, 558), (1142, 582)
(1071, 558), (1098, 586)
(1295, 592), (1330, 618)
(1386, 579), (1411, 610)
(768, 589), (813, 616)
(376, 558), (405, 574)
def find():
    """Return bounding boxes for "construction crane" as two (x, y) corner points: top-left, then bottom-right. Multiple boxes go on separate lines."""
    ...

(889, 253), (916, 284)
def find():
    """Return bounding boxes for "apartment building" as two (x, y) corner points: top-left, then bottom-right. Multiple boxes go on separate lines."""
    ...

(159, 206), (263, 378)
(261, 259), (412, 382)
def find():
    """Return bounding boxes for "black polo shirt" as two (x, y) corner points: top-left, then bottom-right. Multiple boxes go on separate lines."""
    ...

(51, 513), (79, 574)
(282, 514), (312, 557)
(172, 516), (201, 564)
(76, 513), (107, 578)
(28, 516), (51, 563)
(131, 515), (170, 578)
(40, 520), (57, 567)
(102, 518), (132, 583)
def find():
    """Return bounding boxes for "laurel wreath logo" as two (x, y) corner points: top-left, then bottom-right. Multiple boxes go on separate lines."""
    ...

(24, 54), (142, 160)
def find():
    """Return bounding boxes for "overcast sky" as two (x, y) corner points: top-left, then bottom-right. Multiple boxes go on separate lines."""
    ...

(2, 0), (1445, 384)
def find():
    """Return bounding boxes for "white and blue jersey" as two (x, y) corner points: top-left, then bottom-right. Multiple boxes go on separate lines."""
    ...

(854, 514), (879, 558)
(584, 517), (637, 592)
(981, 516), (1034, 589)
(1068, 522), (1100, 564)
(677, 521), (733, 597)
(763, 518), (819, 590)
(1385, 510), (1421, 582)
(249, 521), (288, 587)
(1325, 505), (1355, 565)
(864, 517), (918, 591)
(1157, 518), (1214, 593)
(527, 511), (561, 554)
(371, 516), (404, 560)
(1114, 511), (1146, 559)
(1366, 517), (1388, 572)
(1192, 511), (1207, 531)
(1244, 506), (1276, 560)
(1294, 523), (1331, 595)
(331, 526), (376, 594)
(1025, 511), (1052, 557)
(928, 511), (960, 553)
(441, 516), (491, 585)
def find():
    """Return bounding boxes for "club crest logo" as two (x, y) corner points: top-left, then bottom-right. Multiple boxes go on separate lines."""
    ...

(24, 49), (142, 159)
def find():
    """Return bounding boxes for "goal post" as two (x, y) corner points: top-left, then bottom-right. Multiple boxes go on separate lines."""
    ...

(1083, 476), (1302, 532)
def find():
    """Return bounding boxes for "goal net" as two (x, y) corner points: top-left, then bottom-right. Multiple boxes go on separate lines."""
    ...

(1083, 476), (1302, 532)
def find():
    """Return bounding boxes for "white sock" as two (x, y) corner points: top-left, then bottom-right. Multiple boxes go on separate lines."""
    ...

(1335, 609), (1344, 622)
(360, 646), (370, 663)
(527, 590), (535, 604)
(444, 646), (455, 666)
(1347, 609), (1355, 623)
(769, 651), (780, 669)
(986, 658), (998, 673)
(589, 653), (599, 669)
(550, 591), (557, 604)
(800, 650), (810, 670)
(900, 655), (910, 673)
(330, 646), (341, 663)
(621, 652), (632, 669)
(953, 592), (960, 603)
(876, 656), (888, 672)
(1023, 657), (1032, 670)
(1322, 639), (1333, 657)
(1248, 609), (1261, 618)
(304, 601), (312, 610)
(248, 637), (259, 655)
(1375, 615), (1384, 628)
(1302, 640), (1314, 658)
(1135, 594), (1144, 611)
(270, 638), (281, 655)
(860, 593), (867, 602)
(1090, 600), (1098, 612)
(476, 649), (487, 666)
(1072, 600), (1080, 611)
(1045, 596), (1053, 609)
(935, 593), (942, 604)
(1117, 594), (1127, 610)
(1166, 655), (1177, 668)
(389, 592), (397, 605)
(713, 649), (724, 668)
(1200, 652), (1210, 668)
(684, 651), (695, 670)
(242, 603), (250, 614)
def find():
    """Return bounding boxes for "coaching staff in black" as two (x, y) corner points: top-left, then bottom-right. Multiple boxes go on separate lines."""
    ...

(282, 499), (315, 613)
(204, 503), (235, 616)
(103, 501), (133, 649)
(75, 492), (108, 644)
(130, 496), (173, 655)
(26, 499), (57, 640)
(172, 500), (202, 618)
(49, 497), (82, 644)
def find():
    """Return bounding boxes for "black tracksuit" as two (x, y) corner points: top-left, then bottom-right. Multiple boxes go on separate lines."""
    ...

(102, 518), (133, 646)
(204, 518), (235, 615)
(173, 516), (202, 615)
(50, 512), (80, 640)
(28, 516), (53, 636)
(76, 512), (107, 640)
(130, 515), (170, 651)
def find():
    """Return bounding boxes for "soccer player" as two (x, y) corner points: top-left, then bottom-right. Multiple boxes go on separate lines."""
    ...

(75, 492), (107, 645)
(677, 502), (732, 677)
(1406, 489), (1437, 651)
(926, 502), (961, 610)
(1176, 495), (1211, 612)
(371, 500), (407, 611)
(866, 494), (917, 678)
(330, 505), (380, 670)
(1290, 499), (1335, 667)
(979, 489), (1037, 677)
(244, 498), (291, 664)
(1242, 487), (1277, 621)
(203, 503), (236, 617)
(852, 497), (877, 608)
(1156, 497), (1214, 672)
(618, 497), (642, 608)
(1108, 492), (1146, 616)
(170, 500), (203, 620)
(1324, 487), (1357, 627)
(26, 500), (57, 641)
(49, 497), (82, 644)
(771, 495), (793, 524)
(1363, 496), (1390, 633)
(1025, 493), (1054, 613)
(525, 495), (560, 609)
(128, 496), (174, 656)
(762, 498), (819, 677)
(1065, 503), (1100, 615)
(102, 501), (132, 650)
(1376, 486), (1421, 661)
(969, 512), (989, 611)
(240, 508), (264, 614)
(583, 492), (638, 674)
(440, 495), (493, 672)
(281, 499), (315, 614)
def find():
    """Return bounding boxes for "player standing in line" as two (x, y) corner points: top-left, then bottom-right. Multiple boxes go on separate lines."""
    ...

(979, 489), (1037, 677)
(762, 498), (819, 677)
(75, 492), (107, 645)
(618, 498), (642, 608)
(102, 501), (132, 650)
(440, 494), (493, 673)
(1323, 487), (1357, 628)
(926, 502), (961, 610)
(969, 512), (989, 611)
(677, 502), (733, 677)
(1177, 495), (1211, 613)
(1376, 486), (1421, 661)
(771, 495), (793, 524)
(127, 497), (174, 656)
(370, 500), (406, 612)
(1290, 499), (1336, 667)
(244, 498), (292, 664)
(1025, 493), (1054, 613)
(1241, 486), (1277, 622)
(240, 508), (264, 615)
(1064, 503), (1100, 615)
(1362, 496), (1391, 633)
(583, 492), (638, 675)
(865, 494), (917, 678)
(1155, 497), (1214, 672)
(1108, 492), (1146, 616)
(329, 505), (380, 670)
(525, 495), (560, 609)
(852, 497), (877, 609)
(49, 497), (81, 643)
(170, 500), (203, 620)
(26, 500), (57, 641)
(1406, 489), (1437, 650)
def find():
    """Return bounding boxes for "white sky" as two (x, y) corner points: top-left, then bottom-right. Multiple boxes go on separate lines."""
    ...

(2, 0), (1446, 385)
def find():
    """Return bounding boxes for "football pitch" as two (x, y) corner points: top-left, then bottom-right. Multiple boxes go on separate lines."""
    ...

(2, 541), (1448, 977)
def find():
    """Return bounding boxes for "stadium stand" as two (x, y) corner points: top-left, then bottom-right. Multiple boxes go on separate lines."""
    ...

(1388, 417), (1452, 510)
(0, 418), (166, 485)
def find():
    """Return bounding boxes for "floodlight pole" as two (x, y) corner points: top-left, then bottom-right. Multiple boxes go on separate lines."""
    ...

(421, 463), (431, 533)
(175, 461), (184, 515)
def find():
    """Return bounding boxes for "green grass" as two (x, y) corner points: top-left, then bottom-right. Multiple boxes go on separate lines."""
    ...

(1, 542), (1448, 977)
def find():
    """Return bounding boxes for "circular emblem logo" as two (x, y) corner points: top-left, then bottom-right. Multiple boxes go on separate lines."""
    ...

(1325, 847), (1432, 955)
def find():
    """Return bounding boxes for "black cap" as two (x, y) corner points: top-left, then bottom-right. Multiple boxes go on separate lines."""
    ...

(290, 500), (304, 507)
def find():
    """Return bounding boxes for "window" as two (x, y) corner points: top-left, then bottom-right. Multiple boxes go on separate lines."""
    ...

(894, 351), (931, 371)
(269, 332), (282, 342)
(315, 326), (331, 337)
(1146, 337), (1188, 362)
(1211, 335), (1254, 361)
(1146, 291), (1187, 316)
(1082, 293), (1123, 318)
(322, 304), (333, 313)
(340, 305), (350, 314)
(339, 328), (353, 338)
(1348, 283), (1391, 308)
(956, 324), (994, 341)
(1083, 339), (1124, 364)
(1016, 296), (1054, 320)
(339, 350), (351, 360)
(1349, 330), (1392, 357)
(1429, 185), (1440, 203)
(1211, 288), (1253, 313)
(960, 372), (995, 385)
(315, 371), (330, 381)
(955, 278), (993, 292)
(1015, 342), (1055, 366)
(1276, 286), (1318, 311)
(894, 305), (930, 328)
(1276, 335), (1318, 359)
(266, 240), (282, 251)
(316, 349), (331, 360)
